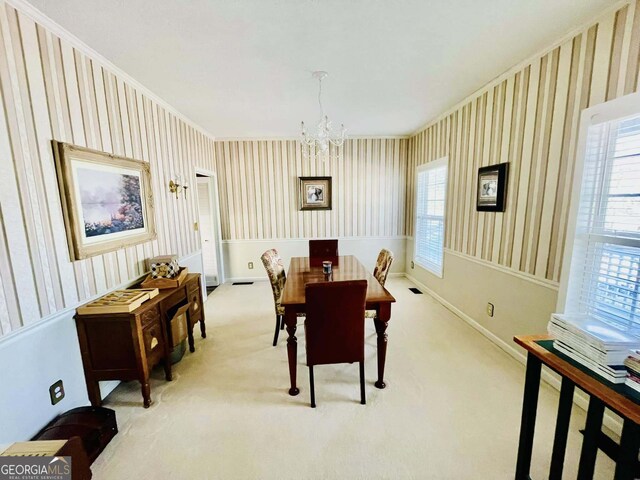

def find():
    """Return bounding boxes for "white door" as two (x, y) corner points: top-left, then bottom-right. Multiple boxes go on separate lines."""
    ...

(197, 177), (220, 286)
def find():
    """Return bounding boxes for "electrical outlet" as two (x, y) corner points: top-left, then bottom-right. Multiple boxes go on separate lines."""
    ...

(49, 379), (65, 405)
(248, 262), (254, 270)
(411, 261), (415, 269)
(486, 303), (494, 317)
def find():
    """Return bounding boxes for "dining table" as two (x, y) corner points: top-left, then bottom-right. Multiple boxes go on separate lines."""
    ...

(280, 255), (396, 396)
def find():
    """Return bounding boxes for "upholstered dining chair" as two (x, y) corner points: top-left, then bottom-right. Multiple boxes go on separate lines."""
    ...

(304, 280), (368, 408)
(308, 239), (339, 267)
(260, 249), (288, 346)
(365, 249), (394, 319)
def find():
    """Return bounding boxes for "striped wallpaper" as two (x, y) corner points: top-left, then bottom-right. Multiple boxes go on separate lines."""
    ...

(0, 1), (215, 336)
(406, 0), (640, 283)
(214, 138), (408, 240)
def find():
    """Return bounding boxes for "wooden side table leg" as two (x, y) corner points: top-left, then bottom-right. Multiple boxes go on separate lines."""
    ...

(285, 309), (299, 396)
(140, 380), (152, 408)
(577, 396), (604, 480)
(515, 352), (541, 480)
(86, 378), (102, 407)
(162, 357), (173, 381)
(200, 317), (207, 339)
(549, 377), (575, 480)
(614, 419), (640, 480)
(187, 313), (195, 353)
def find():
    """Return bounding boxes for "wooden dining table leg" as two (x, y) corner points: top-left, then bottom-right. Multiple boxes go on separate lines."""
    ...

(374, 303), (391, 389)
(285, 308), (300, 396)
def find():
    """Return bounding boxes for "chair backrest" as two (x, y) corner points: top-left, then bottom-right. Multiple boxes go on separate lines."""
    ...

(260, 249), (286, 314)
(309, 239), (339, 267)
(373, 249), (394, 287)
(304, 280), (368, 366)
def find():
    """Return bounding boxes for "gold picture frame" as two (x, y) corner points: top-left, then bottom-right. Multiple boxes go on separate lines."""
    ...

(299, 176), (332, 210)
(53, 141), (157, 261)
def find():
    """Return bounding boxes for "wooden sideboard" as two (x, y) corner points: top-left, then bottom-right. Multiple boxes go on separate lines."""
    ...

(75, 273), (206, 408)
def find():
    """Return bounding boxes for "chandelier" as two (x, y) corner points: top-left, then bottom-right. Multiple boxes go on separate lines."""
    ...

(300, 71), (346, 160)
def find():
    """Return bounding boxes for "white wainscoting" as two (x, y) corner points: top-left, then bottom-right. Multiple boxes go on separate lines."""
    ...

(222, 236), (407, 282)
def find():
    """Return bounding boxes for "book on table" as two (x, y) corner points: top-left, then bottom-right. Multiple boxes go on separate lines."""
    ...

(548, 313), (640, 385)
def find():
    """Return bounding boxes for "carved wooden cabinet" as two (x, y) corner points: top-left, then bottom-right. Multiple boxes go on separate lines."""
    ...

(75, 274), (205, 408)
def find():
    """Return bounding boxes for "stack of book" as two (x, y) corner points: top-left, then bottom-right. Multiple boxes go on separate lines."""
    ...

(624, 353), (640, 393)
(548, 314), (640, 384)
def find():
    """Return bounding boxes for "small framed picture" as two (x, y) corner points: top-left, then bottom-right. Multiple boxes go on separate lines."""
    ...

(299, 176), (332, 210)
(476, 163), (508, 212)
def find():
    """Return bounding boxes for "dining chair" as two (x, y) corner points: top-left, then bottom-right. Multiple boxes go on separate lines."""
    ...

(309, 239), (339, 267)
(365, 249), (394, 319)
(304, 280), (368, 408)
(260, 249), (289, 346)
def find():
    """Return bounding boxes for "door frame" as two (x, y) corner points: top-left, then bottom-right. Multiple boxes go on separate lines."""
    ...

(194, 168), (225, 288)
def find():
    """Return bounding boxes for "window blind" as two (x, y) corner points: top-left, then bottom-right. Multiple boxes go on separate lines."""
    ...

(414, 158), (447, 277)
(565, 114), (640, 333)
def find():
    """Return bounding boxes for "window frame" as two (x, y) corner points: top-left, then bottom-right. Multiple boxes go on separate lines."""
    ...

(557, 92), (640, 324)
(413, 156), (448, 278)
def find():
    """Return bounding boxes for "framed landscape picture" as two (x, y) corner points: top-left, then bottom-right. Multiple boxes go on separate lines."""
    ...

(53, 141), (157, 260)
(299, 176), (332, 210)
(476, 162), (509, 212)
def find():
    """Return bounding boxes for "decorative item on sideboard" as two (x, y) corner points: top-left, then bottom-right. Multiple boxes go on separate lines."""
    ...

(148, 254), (180, 279)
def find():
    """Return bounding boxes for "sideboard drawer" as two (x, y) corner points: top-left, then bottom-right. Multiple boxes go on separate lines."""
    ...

(140, 305), (160, 329)
(142, 319), (164, 368)
(188, 289), (202, 320)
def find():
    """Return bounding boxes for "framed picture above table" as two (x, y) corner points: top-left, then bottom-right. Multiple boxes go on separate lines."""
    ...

(299, 176), (332, 210)
(53, 141), (157, 261)
(476, 162), (509, 212)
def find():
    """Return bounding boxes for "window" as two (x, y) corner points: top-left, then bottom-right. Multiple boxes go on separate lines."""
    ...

(414, 157), (448, 277)
(564, 112), (640, 333)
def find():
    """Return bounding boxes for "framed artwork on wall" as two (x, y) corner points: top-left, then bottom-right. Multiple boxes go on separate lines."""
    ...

(299, 176), (332, 210)
(476, 162), (509, 212)
(53, 141), (157, 261)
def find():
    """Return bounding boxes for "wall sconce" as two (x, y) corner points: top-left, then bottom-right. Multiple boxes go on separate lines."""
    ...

(168, 174), (189, 199)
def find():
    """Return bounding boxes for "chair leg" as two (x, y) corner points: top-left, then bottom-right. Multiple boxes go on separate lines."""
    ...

(309, 365), (316, 408)
(272, 315), (281, 346)
(280, 315), (285, 330)
(359, 361), (366, 405)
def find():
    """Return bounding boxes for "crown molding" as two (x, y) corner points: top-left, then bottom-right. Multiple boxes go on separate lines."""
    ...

(214, 135), (410, 142)
(5, 0), (216, 141)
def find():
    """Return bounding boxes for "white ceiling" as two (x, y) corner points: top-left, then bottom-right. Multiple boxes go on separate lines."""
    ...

(25, 0), (614, 138)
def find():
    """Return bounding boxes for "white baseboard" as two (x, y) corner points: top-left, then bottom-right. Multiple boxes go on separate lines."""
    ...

(403, 273), (623, 436)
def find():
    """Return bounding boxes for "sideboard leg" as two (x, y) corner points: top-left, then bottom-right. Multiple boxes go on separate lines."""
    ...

(141, 381), (152, 408)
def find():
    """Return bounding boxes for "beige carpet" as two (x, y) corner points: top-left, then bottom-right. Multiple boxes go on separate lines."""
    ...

(91, 277), (615, 479)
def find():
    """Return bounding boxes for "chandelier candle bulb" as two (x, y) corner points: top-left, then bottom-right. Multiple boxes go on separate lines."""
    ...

(300, 71), (346, 161)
